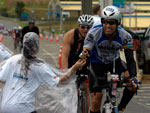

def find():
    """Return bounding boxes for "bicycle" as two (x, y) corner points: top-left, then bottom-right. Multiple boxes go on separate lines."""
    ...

(91, 60), (141, 113)
(76, 68), (89, 113)
(101, 73), (129, 113)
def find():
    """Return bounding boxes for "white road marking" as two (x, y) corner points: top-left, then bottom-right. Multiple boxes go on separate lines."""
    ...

(134, 96), (150, 99)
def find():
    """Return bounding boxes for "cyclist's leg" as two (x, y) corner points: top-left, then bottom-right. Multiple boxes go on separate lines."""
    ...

(89, 63), (108, 113)
(14, 38), (17, 50)
(118, 87), (136, 112)
(90, 93), (102, 113)
(16, 38), (19, 51)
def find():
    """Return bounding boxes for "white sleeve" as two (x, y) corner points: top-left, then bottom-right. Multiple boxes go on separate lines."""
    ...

(36, 64), (60, 87)
(0, 59), (11, 82)
(0, 43), (13, 61)
(84, 31), (95, 49)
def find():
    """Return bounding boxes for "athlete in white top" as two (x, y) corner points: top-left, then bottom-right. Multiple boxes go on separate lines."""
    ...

(0, 32), (86, 113)
(92, 4), (101, 27)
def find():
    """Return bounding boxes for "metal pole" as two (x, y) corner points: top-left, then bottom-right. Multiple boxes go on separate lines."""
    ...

(129, 2), (131, 30)
(81, 0), (92, 14)
(60, 8), (63, 34)
(48, 0), (52, 36)
(135, 10), (137, 30)
(129, 12), (131, 30)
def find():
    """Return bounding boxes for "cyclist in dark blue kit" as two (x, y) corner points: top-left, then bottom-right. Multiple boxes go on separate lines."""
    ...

(82, 6), (138, 113)
(21, 19), (39, 50)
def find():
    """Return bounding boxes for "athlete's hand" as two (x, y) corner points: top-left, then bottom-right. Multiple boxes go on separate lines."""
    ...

(122, 71), (130, 78)
(72, 58), (87, 71)
(79, 50), (89, 59)
(126, 77), (141, 92)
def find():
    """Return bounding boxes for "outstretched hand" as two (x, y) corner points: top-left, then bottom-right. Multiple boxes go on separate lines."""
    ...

(74, 58), (87, 70)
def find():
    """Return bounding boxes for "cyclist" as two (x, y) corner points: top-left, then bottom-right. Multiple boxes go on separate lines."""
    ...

(92, 4), (101, 27)
(81, 6), (138, 113)
(0, 32), (86, 113)
(14, 26), (22, 52)
(21, 19), (39, 50)
(61, 14), (94, 112)
(13, 26), (18, 51)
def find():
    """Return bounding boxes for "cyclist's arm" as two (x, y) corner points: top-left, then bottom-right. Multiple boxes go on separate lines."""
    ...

(61, 29), (74, 69)
(124, 48), (137, 78)
(83, 30), (95, 57)
(122, 31), (137, 78)
(83, 29), (95, 50)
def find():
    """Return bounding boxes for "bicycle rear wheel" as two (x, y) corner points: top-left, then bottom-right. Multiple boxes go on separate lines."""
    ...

(77, 92), (88, 113)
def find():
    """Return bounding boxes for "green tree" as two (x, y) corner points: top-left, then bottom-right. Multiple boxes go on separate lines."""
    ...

(15, 1), (25, 18)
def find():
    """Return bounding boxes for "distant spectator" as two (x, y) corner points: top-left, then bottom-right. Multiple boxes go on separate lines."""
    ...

(51, 28), (55, 39)
(41, 28), (46, 38)
(92, 4), (101, 27)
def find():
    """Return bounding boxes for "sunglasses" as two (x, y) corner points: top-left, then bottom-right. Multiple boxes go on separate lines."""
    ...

(102, 20), (117, 25)
(80, 25), (91, 29)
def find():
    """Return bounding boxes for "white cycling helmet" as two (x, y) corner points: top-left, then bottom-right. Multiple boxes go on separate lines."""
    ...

(77, 14), (94, 26)
(101, 5), (121, 25)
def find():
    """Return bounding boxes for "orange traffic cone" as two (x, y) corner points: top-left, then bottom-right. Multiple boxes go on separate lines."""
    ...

(45, 34), (48, 41)
(56, 36), (59, 43)
(49, 36), (53, 42)
(39, 33), (43, 40)
(0, 33), (3, 42)
(57, 45), (63, 69)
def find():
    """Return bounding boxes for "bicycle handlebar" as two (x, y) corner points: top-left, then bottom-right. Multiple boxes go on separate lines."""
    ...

(93, 76), (136, 90)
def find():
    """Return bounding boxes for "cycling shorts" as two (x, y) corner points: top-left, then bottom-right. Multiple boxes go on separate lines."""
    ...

(89, 58), (127, 93)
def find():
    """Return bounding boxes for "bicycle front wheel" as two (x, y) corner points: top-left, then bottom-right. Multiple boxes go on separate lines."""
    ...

(77, 92), (88, 113)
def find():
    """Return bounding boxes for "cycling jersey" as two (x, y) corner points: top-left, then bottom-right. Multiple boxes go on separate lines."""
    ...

(84, 25), (133, 64)
(68, 28), (84, 68)
(92, 15), (101, 27)
(16, 30), (22, 39)
(21, 26), (39, 44)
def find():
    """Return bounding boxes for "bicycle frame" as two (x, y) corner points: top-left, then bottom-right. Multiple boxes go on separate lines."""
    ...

(102, 73), (120, 113)
(76, 74), (89, 113)
(101, 60), (121, 113)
